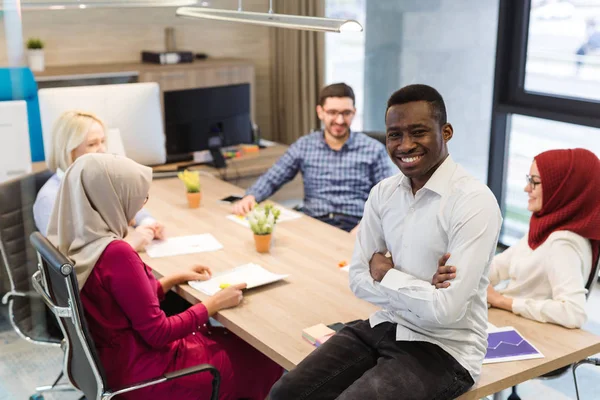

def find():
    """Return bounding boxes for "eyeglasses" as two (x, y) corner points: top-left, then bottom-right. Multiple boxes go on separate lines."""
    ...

(323, 109), (355, 119)
(525, 174), (542, 189)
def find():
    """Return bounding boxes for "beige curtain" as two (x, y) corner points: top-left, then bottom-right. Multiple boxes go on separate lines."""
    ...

(270, 0), (325, 144)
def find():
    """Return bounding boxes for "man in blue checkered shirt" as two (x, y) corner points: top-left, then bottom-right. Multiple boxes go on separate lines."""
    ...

(233, 83), (397, 234)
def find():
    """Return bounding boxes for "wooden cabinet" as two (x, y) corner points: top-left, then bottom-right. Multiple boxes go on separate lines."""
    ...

(34, 58), (256, 122)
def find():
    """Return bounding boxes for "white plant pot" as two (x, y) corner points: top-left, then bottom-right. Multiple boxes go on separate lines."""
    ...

(27, 49), (45, 72)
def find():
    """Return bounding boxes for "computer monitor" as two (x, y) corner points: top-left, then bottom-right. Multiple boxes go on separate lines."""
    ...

(38, 82), (166, 166)
(164, 83), (253, 158)
(0, 100), (32, 182)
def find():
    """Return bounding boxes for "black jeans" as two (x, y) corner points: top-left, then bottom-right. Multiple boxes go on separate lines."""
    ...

(313, 213), (360, 233)
(270, 320), (474, 400)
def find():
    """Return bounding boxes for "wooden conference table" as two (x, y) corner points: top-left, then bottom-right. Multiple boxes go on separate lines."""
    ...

(141, 174), (600, 399)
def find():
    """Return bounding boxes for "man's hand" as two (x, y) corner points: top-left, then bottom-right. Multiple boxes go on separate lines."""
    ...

(369, 252), (394, 282)
(431, 253), (455, 289)
(232, 195), (256, 216)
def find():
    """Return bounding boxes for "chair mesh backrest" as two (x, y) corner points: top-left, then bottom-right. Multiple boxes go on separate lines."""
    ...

(30, 232), (109, 399)
(0, 170), (61, 342)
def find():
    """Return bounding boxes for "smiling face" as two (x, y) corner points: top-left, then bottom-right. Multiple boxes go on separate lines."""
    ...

(525, 160), (543, 213)
(316, 96), (356, 140)
(385, 101), (453, 192)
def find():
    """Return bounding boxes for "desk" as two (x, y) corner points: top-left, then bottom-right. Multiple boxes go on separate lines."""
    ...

(457, 309), (600, 399)
(142, 175), (600, 398)
(141, 173), (377, 371)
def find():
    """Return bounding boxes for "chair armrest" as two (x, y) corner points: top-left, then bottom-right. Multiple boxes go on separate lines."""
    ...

(2, 290), (27, 304)
(105, 364), (220, 400)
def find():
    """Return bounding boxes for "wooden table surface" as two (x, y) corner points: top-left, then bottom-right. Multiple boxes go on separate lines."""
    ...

(142, 174), (600, 399)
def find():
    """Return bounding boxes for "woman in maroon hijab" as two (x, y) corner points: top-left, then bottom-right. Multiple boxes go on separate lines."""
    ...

(485, 148), (600, 328)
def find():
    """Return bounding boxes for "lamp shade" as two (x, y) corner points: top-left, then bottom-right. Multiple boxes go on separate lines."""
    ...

(175, 6), (363, 33)
(1, 0), (197, 10)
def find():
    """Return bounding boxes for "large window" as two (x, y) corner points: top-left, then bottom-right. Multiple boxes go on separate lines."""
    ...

(324, 0), (365, 131)
(526, 0), (600, 101)
(504, 115), (600, 244)
(490, 0), (600, 245)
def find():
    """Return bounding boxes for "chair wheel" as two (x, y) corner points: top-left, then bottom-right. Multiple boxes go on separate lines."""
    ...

(29, 395), (44, 400)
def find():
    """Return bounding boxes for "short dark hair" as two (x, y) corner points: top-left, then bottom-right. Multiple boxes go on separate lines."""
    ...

(386, 84), (447, 126)
(318, 83), (355, 106)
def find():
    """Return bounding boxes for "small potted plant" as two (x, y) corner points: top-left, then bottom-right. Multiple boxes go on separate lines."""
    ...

(26, 38), (45, 72)
(247, 204), (281, 253)
(177, 169), (201, 208)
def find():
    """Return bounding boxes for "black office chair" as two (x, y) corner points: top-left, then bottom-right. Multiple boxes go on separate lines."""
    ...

(508, 255), (600, 400)
(0, 170), (73, 399)
(29, 231), (221, 400)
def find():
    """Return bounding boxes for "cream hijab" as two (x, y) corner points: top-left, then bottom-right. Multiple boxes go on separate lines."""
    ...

(47, 153), (152, 289)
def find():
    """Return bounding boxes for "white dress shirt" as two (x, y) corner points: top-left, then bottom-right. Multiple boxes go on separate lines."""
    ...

(349, 156), (502, 382)
(490, 231), (592, 329)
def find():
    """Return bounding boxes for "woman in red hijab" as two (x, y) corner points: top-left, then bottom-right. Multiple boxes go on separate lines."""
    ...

(485, 148), (600, 328)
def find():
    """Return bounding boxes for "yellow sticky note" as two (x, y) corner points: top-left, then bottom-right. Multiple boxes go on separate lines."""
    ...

(219, 283), (231, 289)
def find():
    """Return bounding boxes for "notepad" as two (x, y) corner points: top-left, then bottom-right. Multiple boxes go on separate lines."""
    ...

(483, 326), (544, 364)
(302, 323), (335, 347)
(226, 207), (303, 228)
(145, 234), (223, 258)
(188, 263), (288, 295)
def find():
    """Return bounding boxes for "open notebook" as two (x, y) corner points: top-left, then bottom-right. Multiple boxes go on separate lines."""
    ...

(188, 263), (288, 296)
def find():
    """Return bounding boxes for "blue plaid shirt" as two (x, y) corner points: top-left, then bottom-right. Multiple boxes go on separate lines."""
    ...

(247, 131), (397, 218)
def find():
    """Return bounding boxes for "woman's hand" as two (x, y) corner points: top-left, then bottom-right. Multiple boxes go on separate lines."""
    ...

(487, 285), (513, 311)
(178, 265), (212, 283)
(203, 283), (248, 316)
(125, 225), (155, 251)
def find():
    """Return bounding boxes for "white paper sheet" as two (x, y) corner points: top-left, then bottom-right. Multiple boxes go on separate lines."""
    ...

(145, 234), (223, 258)
(188, 263), (288, 296)
(227, 207), (302, 228)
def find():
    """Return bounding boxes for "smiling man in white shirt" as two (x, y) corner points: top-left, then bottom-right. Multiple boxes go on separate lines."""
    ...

(270, 84), (503, 400)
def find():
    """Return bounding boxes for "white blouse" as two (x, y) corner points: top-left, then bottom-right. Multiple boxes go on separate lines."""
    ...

(489, 230), (592, 329)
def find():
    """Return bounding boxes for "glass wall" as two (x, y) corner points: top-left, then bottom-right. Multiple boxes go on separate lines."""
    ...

(325, 0), (499, 184)
(325, 0), (365, 131)
(503, 115), (600, 244)
(489, 0), (600, 245)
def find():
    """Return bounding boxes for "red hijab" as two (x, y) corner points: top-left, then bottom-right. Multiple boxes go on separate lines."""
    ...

(528, 148), (600, 288)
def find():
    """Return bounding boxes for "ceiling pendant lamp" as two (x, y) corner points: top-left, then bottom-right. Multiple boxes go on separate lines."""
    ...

(175, 0), (363, 33)
(2, 0), (197, 11)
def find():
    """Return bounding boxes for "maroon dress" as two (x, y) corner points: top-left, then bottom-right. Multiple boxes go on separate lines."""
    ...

(80, 240), (283, 400)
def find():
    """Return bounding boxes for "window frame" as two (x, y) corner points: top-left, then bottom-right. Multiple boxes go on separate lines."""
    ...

(488, 0), (600, 242)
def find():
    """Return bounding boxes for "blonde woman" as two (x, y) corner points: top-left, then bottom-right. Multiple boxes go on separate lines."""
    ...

(33, 110), (164, 251)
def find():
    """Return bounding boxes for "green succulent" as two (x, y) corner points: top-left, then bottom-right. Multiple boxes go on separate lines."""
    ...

(26, 38), (44, 50)
(248, 204), (281, 235)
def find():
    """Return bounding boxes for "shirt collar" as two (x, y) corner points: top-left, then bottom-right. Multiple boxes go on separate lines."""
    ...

(56, 168), (65, 179)
(318, 129), (355, 150)
(398, 155), (457, 195)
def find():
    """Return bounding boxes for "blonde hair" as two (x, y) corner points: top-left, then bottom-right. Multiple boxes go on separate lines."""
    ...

(48, 110), (106, 173)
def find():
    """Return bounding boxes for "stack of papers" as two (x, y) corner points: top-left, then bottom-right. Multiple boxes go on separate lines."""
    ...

(484, 326), (544, 364)
(302, 323), (335, 347)
(188, 263), (288, 296)
(226, 208), (302, 228)
(145, 234), (223, 258)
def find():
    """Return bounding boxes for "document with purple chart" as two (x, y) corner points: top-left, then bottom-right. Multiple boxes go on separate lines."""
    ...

(484, 326), (544, 364)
